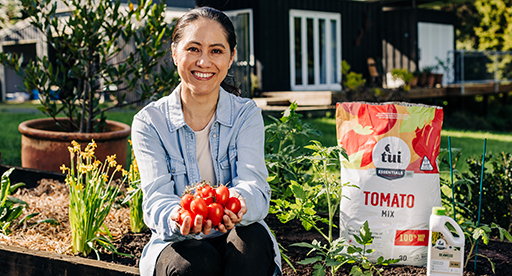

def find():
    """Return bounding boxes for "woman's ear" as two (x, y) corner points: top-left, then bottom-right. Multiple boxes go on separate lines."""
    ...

(171, 42), (178, 66)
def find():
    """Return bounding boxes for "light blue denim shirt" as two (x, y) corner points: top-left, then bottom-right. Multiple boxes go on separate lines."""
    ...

(131, 85), (281, 276)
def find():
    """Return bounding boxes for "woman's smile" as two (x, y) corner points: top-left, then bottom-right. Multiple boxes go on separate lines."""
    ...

(193, 71), (215, 80)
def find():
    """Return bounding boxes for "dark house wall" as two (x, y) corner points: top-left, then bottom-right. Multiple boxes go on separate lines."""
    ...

(382, 8), (456, 74)
(197, 0), (382, 92)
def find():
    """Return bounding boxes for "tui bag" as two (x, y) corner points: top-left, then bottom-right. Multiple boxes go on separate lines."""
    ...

(336, 102), (444, 266)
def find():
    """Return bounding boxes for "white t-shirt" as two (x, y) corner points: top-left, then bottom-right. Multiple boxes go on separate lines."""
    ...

(194, 115), (217, 185)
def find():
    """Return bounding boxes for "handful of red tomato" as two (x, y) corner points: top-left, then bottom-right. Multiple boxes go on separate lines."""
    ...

(178, 181), (241, 227)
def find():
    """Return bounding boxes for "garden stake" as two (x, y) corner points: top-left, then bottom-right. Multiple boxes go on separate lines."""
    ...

(474, 138), (487, 272)
(448, 136), (456, 220)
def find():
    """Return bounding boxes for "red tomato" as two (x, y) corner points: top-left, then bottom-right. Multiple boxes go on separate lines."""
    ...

(195, 186), (204, 196)
(207, 203), (224, 226)
(178, 209), (195, 226)
(180, 194), (194, 211)
(225, 197), (241, 214)
(201, 185), (216, 205)
(215, 185), (229, 206)
(190, 197), (208, 219)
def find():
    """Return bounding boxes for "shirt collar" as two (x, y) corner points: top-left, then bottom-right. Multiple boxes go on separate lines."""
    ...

(166, 84), (234, 132)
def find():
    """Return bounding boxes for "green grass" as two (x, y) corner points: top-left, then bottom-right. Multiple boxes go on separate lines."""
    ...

(2, 102), (512, 173)
(0, 102), (139, 167)
(297, 118), (512, 172)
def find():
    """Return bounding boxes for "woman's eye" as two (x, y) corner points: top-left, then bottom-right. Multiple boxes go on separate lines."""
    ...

(212, 49), (223, 54)
(187, 47), (199, 52)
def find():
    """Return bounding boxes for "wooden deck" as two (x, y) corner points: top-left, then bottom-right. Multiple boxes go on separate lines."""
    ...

(255, 83), (512, 118)
(406, 83), (512, 99)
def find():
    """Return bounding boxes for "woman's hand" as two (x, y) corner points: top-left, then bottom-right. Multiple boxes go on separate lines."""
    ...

(171, 208), (213, 236)
(215, 195), (247, 233)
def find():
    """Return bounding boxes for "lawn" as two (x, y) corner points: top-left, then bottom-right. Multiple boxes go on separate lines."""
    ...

(1, 102), (512, 173)
(0, 102), (138, 167)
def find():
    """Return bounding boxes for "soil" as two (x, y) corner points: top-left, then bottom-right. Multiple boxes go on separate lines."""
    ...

(3, 179), (512, 276)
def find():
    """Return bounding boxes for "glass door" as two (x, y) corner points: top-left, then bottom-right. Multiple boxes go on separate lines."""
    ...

(226, 9), (254, 98)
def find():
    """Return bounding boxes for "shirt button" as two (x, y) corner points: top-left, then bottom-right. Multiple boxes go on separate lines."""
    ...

(172, 169), (175, 173)
(213, 134), (217, 138)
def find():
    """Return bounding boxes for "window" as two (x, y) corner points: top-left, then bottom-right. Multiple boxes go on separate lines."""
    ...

(225, 9), (254, 97)
(290, 10), (341, 91)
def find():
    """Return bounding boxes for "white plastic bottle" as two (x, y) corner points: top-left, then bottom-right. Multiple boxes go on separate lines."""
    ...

(427, 206), (465, 276)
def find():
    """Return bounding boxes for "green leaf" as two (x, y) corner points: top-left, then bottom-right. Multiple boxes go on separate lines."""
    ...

(7, 196), (28, 206)
(312, 263), (326, 276)
(19, 212), (39, 224)
(36, 218), (61, 226)
(5, 205), (24, 222)
(350, 265), (365, 276)
(297, 256), (322, 265)
(292, 242), (319, 249)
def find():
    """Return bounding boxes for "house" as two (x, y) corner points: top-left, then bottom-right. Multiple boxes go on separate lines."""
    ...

(0, 0), (194, 102)
(195, 0), (456, 100)
(0, 0), (456, 102)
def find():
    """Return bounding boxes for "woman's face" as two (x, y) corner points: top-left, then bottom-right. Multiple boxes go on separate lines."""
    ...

(172, 18), (235, 98)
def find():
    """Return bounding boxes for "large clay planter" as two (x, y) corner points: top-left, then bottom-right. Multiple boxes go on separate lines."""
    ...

(18, 118), (131, 174)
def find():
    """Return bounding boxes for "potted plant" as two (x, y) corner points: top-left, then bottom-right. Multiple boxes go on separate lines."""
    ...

(0, 0), (178, 172)
(434, 57), (451, 87)
(410, 69), (421, 88)
(390, 68), (414, 91)
(421, 65), (437, 88)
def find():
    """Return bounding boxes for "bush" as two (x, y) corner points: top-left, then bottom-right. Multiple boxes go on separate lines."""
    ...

(441, 152), (512, 232)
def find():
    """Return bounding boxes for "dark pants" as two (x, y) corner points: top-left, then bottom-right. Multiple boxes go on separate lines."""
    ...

(154, 223), (276, 276)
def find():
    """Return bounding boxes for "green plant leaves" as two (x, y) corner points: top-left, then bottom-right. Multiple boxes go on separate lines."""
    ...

(0, 0), (178, 133)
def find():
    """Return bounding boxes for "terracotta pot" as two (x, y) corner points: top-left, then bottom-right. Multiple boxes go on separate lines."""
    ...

(409, 76), (418, 88)
(18, 118), (131, 174)
(418, 73), (428, 87)
(433, 73), (443, 87)
(426, 73), (436, 87)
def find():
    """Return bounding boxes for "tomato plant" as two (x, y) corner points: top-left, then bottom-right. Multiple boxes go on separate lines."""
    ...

(225, 197), (241, 214)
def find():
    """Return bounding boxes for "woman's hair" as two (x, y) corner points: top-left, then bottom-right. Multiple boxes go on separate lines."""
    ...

(172, 6), (241, 96)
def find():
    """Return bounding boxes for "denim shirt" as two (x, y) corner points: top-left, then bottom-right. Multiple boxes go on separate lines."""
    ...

(131, 85), (281, 276)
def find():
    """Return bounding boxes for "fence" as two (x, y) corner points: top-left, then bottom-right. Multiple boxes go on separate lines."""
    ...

(447, 50), (512, 94)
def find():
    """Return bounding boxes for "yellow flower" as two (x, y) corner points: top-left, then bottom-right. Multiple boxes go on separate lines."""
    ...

(71, 140), (80, 152)
(83, 140), (97, 156)
(93, 160), (101, 170)
(107, 155), (117, 167)
(79, 164), (89, 174)
(122, 169), (128, 177)
(60, 164), (68, 173)
(102, 173), (109, 182)
(116, 164), (122, 172)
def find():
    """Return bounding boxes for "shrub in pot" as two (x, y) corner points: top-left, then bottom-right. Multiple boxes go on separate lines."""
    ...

(391, 68), (414, 91)
(0, 0), (179, 172)
(422, 66), (437, 87)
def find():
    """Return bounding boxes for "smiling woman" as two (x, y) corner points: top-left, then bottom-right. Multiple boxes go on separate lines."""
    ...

(130, 6), (281, 276)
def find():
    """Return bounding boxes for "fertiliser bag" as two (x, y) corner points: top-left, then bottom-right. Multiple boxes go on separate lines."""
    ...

(336, 102), (443, 266)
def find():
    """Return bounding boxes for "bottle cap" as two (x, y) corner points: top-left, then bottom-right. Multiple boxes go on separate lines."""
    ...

(432, 206), (445, 216)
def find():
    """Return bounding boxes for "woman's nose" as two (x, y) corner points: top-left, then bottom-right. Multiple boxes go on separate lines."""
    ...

(196, 53), (212, 67)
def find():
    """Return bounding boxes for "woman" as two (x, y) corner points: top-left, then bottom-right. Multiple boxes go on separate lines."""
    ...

(131, 6), (281, 276)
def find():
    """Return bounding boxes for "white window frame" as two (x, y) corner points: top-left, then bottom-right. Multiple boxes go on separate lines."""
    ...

(224, 9), (255, 67)
(289, 9), (342, 91)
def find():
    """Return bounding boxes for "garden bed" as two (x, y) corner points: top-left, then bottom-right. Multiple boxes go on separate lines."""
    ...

(1, 175), (512, 276)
